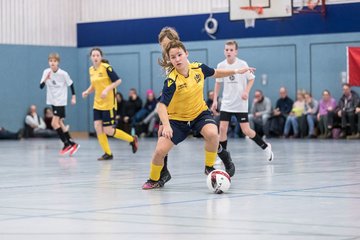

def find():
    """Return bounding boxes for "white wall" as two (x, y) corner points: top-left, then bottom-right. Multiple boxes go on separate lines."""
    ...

(0, 0), (358, 46)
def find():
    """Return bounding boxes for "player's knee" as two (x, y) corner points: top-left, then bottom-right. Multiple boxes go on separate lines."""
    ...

(104, 127), (114, 136)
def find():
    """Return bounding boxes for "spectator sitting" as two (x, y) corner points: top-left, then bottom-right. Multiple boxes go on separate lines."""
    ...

(132, 89), (157, 127)
(123, 88), (142, 134)
(283, 91), (305, 138)
(317, 90), (337, 138)
(0, 126), (22, 140)
(115, 92), (127, 131)
(300, 92), (319, 138)
(349, 102), (360, 139)
(43, 107), (54, 130)
(24, 105), (57, 138)
(264, 87), (294, 138)
(248, 90), (272, 136)
(335, 84), (360, 139)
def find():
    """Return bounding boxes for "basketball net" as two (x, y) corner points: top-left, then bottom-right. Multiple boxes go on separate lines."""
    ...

(240, 6), (264, 28)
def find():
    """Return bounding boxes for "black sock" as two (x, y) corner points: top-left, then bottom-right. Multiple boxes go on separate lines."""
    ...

(251, 133), (268, 150)
(163, 155), (168, 170)
(56, 128), (69, 146)
(64, 131), (74, 145)
(220, 140), (227, 150)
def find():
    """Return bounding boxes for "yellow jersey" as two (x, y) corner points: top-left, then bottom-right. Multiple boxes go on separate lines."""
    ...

(89, 63), (119, 110)
(160, 62), (215, 121)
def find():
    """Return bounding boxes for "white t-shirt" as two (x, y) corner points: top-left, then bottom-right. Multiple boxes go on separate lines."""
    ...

(40, 68), (73, 106)
(216, 58), (255, 113)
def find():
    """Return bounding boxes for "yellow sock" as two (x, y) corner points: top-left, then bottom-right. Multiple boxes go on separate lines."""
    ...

(149, 162), (163, 181)
(205, 150), (217, 167)
(113, 128), (134, 142)
(97, 133), (112, 155)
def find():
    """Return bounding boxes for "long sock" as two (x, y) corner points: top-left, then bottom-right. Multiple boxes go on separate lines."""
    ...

(205, 150), (217, 167)
(150, 162), (163, 181)
(251, 133), (268, 150)
(64, 131), (74, 145)
(97, 133), (112, 155)
(163, 155), (168, 170)
(220, 140), (227, 150)
(56, 128), (69, 145)
(113, 128), (134, 142)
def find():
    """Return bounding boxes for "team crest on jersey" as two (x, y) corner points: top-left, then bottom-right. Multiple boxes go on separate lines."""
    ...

(167, 79), (175, 87)
(229, 75), (235, 81)
(194, 73), (201, 83)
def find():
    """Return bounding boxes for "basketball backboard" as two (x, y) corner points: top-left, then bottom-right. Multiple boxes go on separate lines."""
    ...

(229, 0), (293, 20)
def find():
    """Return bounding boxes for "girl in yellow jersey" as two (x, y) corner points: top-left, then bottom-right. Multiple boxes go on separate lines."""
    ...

(82, 48), (138, 160)
(142, 40), (255, 189)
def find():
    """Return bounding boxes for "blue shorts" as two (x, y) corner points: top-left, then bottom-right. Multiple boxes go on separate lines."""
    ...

(93, 109), (115, 127)
(169, 110), (217, 145)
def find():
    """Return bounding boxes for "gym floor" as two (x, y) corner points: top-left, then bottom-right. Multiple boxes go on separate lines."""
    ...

(0, 138), (359, 240)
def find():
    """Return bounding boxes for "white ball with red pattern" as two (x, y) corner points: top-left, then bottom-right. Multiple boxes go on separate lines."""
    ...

(207, 169), (231, 194)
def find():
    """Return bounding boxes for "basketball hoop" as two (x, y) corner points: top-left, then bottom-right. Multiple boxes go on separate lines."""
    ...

(240, 6), (264, 28)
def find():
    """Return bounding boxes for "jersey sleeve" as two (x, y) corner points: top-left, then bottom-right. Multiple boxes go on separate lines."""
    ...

(106, 65), (120, 82)
(159, 78), (176, 106)
(40, 69), (49, 84)
(199, 64), (215, 78)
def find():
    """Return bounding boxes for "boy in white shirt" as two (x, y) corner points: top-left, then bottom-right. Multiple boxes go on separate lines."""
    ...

(40, 53), (80, 156)
(212, 41), (273, 161)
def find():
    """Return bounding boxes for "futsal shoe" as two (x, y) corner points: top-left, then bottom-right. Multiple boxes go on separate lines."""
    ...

(130, 135), (138, 153)
(218, 149), (235, 177)
(159, 169), (172, 187)
(97, 153), (113, 161)
(142, 179), (161, 190)
(60, 145), (73, 155)
(265, 143), (274, 161)
(69, 143), (80, 156)
(204, 166), (216, 175)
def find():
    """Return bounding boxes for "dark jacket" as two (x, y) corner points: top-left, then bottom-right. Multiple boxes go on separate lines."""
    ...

(125, 97), (143, 119)
(276, 96), (294, 116)
(336, 90), (360, 113)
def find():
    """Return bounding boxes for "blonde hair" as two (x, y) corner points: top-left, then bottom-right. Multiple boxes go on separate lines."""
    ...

(225, 40), (239, 50)
(158, 27), (180, 70)
(48, 53), (60, 62)
(163, 40), (187, 71)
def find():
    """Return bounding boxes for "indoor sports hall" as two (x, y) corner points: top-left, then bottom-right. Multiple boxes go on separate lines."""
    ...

(0, 0), (359, 239)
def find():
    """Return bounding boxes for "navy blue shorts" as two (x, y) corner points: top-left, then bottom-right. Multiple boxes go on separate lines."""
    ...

(169, 110), (217, 145)
(93, 109), (115, 127)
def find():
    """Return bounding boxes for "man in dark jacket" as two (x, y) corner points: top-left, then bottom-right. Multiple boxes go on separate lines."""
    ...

(123, 88), (143, 125)
(336, 84), (360, 139)
(264, 87), (294, 138)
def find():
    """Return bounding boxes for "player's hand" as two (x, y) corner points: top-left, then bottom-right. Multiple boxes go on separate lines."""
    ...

(211, 101), (218, 113)
(100, 90), (108, 99)
(71, 95), (76, 105)
(157, 125), (164, 137)
(82, 91), (88, 98)
(241, 91), (248, 100)
(161, 124), (173, 139)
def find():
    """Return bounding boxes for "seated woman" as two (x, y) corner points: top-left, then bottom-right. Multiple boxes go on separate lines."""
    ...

(283, 91), (305, 138)
(317, 90), (337, 138)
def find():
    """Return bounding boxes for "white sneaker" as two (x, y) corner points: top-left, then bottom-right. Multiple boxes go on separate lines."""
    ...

(265, 143), (274, 161)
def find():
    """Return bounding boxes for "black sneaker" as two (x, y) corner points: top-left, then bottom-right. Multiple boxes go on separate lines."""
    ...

(218, 149), (235, 177)
(97, 153), (113, 161)
(204, 166), (216, 175)
(158, 168), (172, 187)
(130, 135), (138, 153)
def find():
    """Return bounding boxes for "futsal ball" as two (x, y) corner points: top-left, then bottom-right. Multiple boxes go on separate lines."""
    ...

(207, 170), (231, 194)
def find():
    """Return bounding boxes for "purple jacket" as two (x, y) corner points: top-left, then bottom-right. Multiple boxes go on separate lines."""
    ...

(318, 97), (336, 116)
